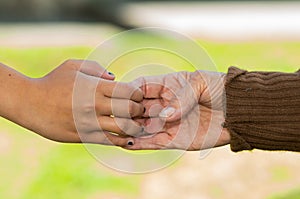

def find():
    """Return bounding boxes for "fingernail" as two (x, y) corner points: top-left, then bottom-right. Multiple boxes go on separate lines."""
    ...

(127, 140), (134, 146)
(159, 107), (176, 118)
(108, 72), (114, 77)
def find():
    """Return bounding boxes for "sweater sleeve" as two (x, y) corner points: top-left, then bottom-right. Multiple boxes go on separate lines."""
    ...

(224, 66), (300, 152)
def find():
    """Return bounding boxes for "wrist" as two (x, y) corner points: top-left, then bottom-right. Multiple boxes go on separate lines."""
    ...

(220, 127), (231, 146)
(0, 63), (38, 131)
(3, 77), (35, 125)
(15, 78), (42, 129)
(190, 71), (204, 98)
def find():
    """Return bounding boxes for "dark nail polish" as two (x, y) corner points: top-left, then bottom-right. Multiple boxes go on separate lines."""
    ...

(108, 72), (114, 76)
(127, 141), (134, 146)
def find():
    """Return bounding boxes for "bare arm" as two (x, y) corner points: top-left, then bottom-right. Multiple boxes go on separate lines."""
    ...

(0, 60), (139, 146)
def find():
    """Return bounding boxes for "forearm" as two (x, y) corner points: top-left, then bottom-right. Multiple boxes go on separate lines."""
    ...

(224, 66), (300, 152)
(0, 63), (33, 125)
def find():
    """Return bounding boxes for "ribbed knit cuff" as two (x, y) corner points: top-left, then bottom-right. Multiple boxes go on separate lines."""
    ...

(224, 66), (300, 152)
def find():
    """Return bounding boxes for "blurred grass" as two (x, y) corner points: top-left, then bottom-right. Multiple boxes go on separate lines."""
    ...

(0, 47), (92, 77)
(269, 189), (300, 199)
(0, 39), (300, 199)
(23, 144), (141, 199)
(270, 165), (292, 182)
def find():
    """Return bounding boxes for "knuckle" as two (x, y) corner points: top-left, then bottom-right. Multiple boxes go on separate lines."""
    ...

(115, 118), (130, 133)
(95, 102), (105, 113)
(97, 81), (109, 94)
(125, 83), (136, 93)
(132, 89), (143, 102)
(63, 59), (77, 65)
(128, 101), (136, 116)
(62, 59), (81, 69)
(117, 84), (131, 96)
(82, 103), (95, 114)
(128, 101), (143, 117)
(116, 119), (141, 136)
(127, 121), (143, 136)
(74, 100), (95, 115)
(131, 77), (144, 88)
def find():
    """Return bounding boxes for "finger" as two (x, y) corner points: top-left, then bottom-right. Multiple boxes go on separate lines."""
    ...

(132, 73), (189, 99)
(131, 76), (165, 99)
(79, 60), (115, 80)
(103, 132), (134, 146)
(133, 117), (147, 126)
(82, 131), (133, 147)
(98, 81), (143, 102)
(133, 117), (166, 135)
(143, 117), (166, 134)
(159, 83), (199, 122)
(99, 116), (143, 136)
(142, 99), (164, 117)
(124, 133), (171, 150)
(112, 98), (144, 118)
(64, 59), (115, 80)
(97, 98), (144, 118)
(100, 72), (115, 80)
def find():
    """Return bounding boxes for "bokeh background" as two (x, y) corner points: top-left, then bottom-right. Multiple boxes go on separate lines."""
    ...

(0, 0), (300, 198)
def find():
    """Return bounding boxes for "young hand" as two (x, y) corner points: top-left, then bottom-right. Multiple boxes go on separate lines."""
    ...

(0, 60), (143, 146)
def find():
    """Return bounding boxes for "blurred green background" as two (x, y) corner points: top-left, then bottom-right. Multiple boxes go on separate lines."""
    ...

(1, 38), (300, 199)
(1, 1), (300, 199)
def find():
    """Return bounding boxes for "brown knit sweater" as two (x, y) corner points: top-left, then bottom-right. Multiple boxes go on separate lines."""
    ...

(224, 67), (300, 152)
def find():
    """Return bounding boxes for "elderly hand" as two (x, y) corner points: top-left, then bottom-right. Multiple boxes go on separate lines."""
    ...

(125, 71), (230, 150)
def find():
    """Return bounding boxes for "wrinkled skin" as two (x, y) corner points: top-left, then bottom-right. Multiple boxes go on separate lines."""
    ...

(125, 71), (230, 150)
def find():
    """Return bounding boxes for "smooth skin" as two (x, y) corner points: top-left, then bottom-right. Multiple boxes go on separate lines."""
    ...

(125, 71), (231, 150)
(0, 60), (142, 146)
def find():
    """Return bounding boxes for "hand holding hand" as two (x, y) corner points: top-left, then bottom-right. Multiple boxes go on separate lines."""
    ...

(0, 60), (143, 146)
(126, 71), (230, 150)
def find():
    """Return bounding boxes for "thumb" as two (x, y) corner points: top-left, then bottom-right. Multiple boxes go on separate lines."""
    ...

(159, 83), (199, 122)
(77, 60), (115, 80)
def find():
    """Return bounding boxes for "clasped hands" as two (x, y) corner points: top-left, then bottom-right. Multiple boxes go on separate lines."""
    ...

(18, 60), (230, 151)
